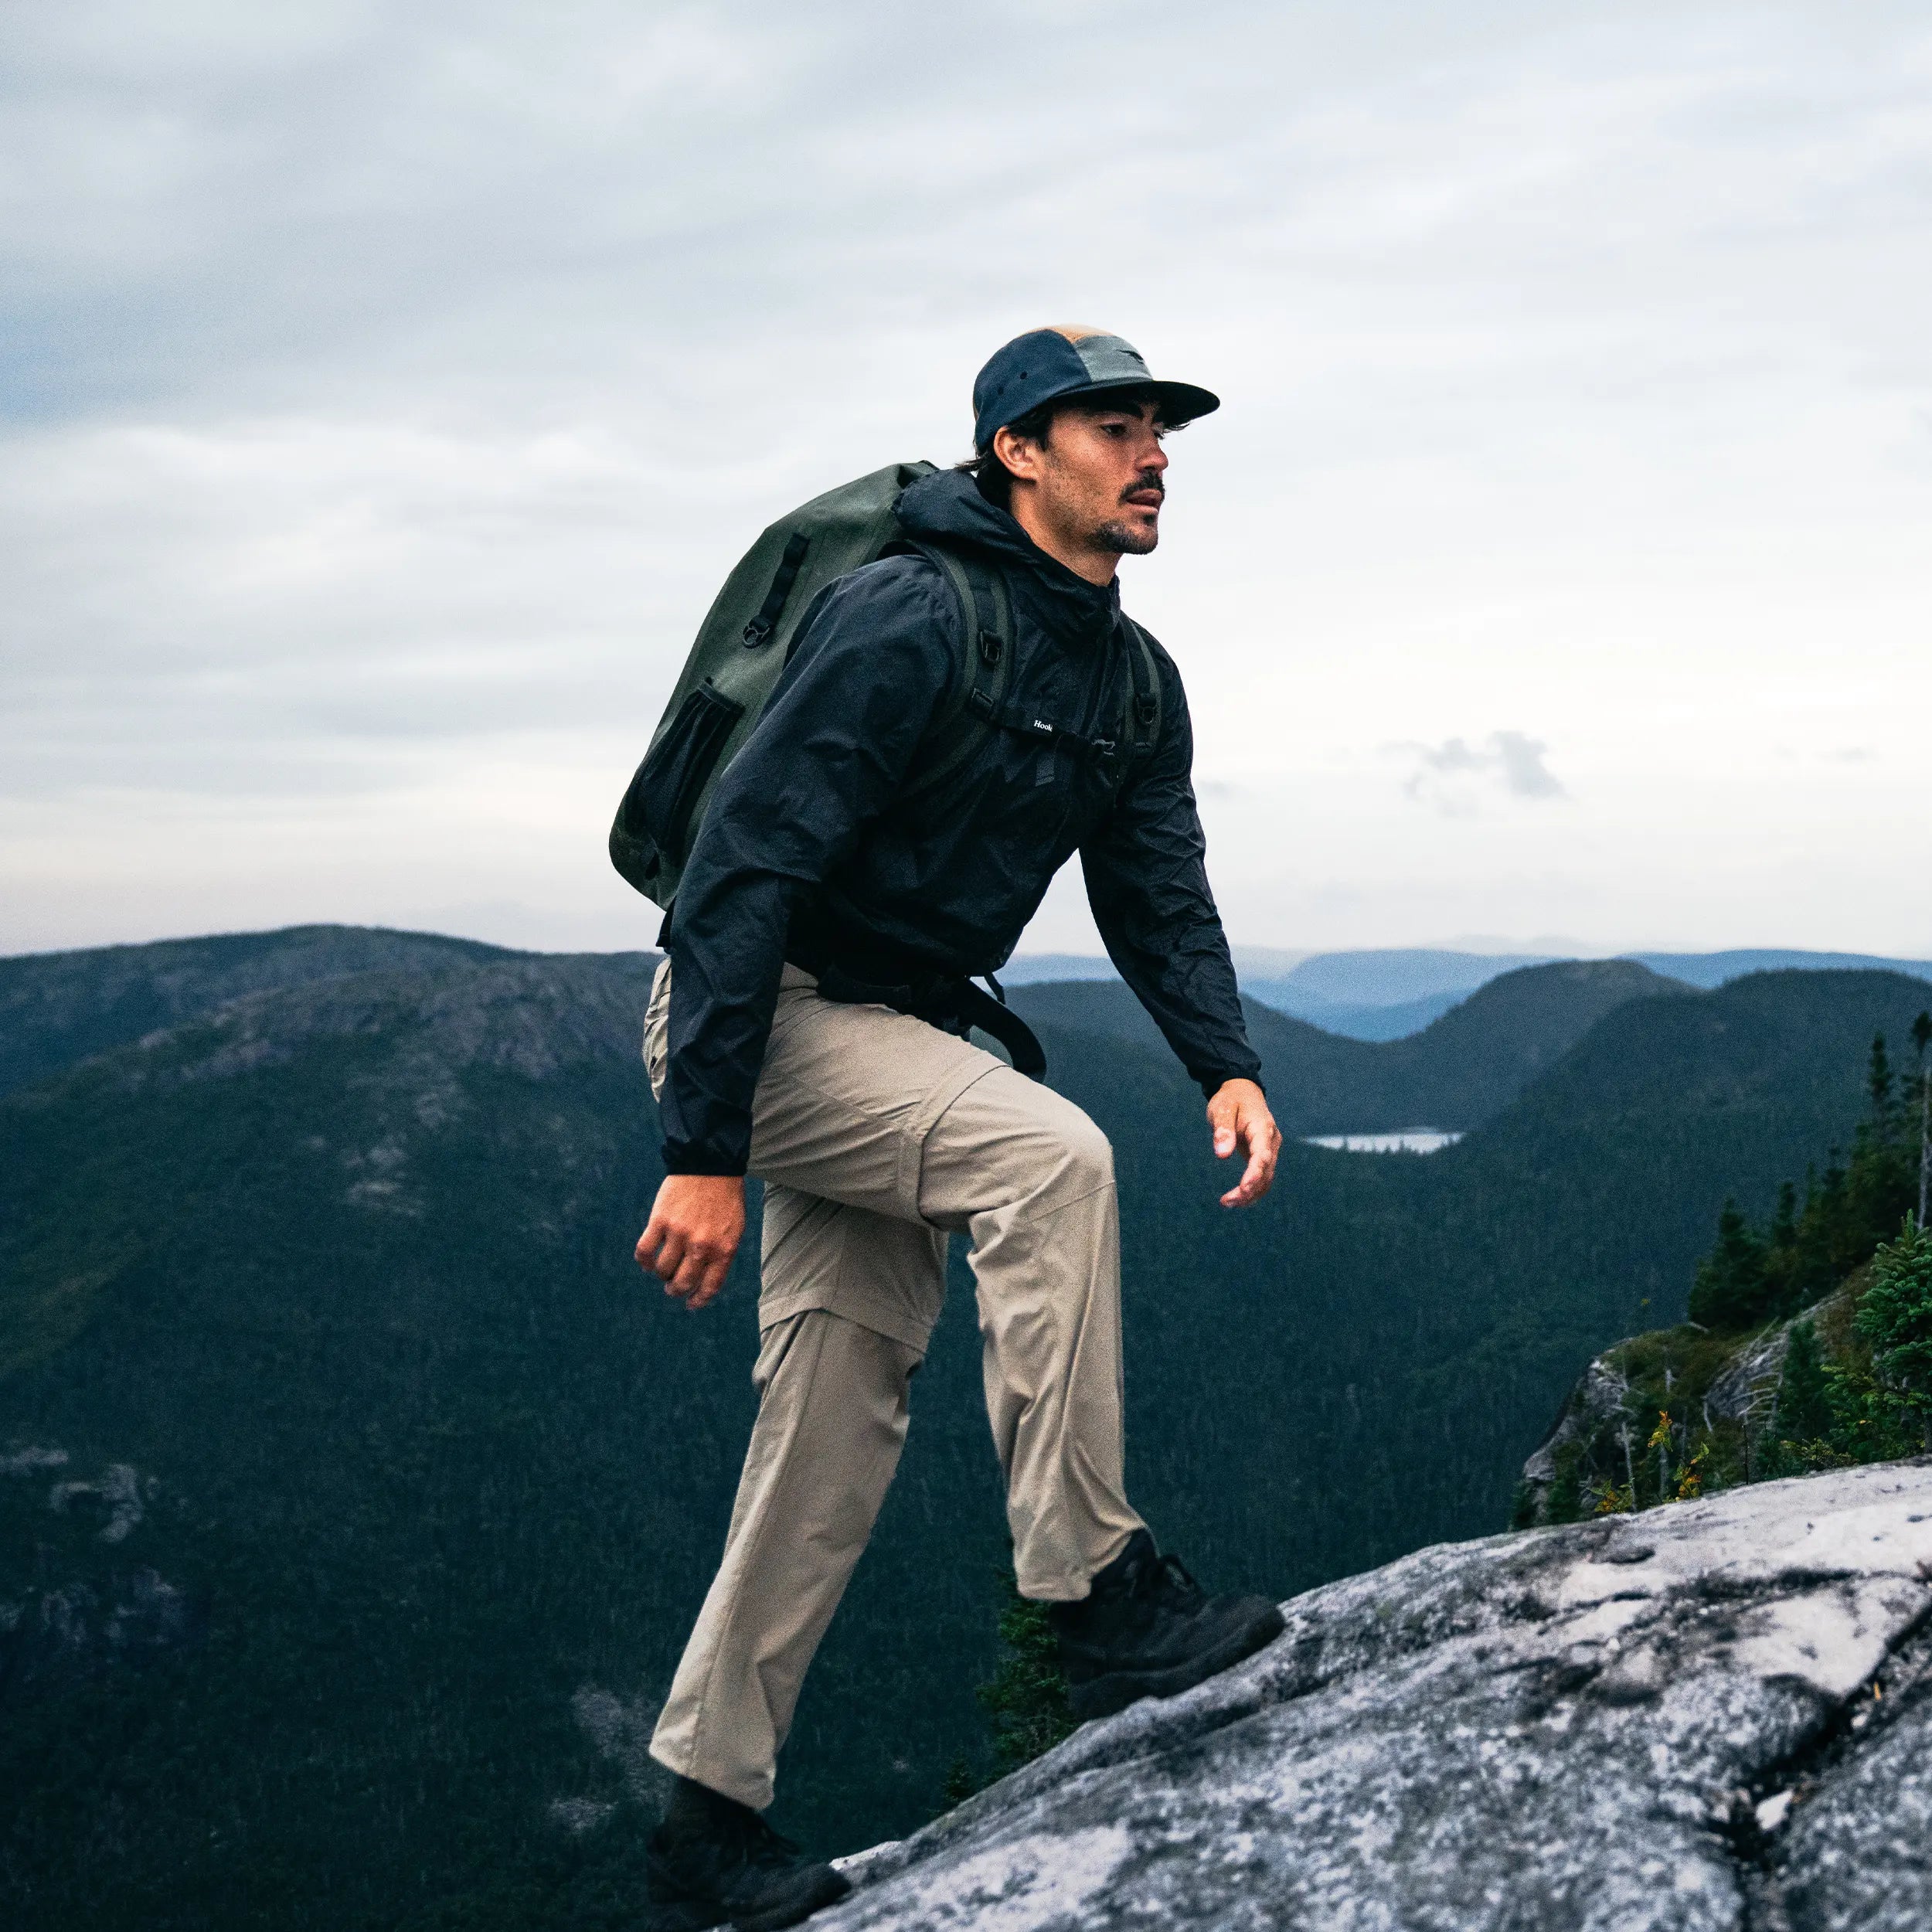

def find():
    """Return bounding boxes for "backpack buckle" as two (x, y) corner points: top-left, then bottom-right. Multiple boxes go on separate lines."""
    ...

(978, 630), (1003, 667)
(1135, 695), (1158, 727)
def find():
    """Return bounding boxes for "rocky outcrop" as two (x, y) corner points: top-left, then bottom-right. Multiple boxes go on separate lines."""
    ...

(0, 923), (519, 1097)
(829, 1461), (1932, 1930)
(1, 1451), (203, 1700)
(1516, 1293), (1858, 1527)
(108, 954), (661, 1094)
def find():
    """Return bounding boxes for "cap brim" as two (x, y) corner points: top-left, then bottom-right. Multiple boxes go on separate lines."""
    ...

(1066, 376), (1220, 428)
(1151, 379), (1219, 427)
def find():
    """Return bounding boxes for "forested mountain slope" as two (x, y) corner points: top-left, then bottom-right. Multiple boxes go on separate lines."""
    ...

(3, 947), (1926, 1928)
(1012, 956), (1685, 1132)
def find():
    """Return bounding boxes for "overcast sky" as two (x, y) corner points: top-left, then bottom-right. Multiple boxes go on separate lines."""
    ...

(4, 1), (1929, 961)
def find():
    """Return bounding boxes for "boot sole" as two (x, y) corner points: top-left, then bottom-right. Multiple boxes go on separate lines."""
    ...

(731, 1866), (852, 1930)
(638, 1904), (728, 1932)
(1067, 1603), (1286, 1723)
(643, 1864), (849, 1932)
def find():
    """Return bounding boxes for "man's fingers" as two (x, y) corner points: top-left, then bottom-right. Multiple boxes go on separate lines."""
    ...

(668, 1240), (732, 1305)
(1217, 1116), (1281, 1206)
(637, 1175), (745, 1309)
(655, 1236), (691, 1290)
(685, 1253), (733, 1311)
(1206, 1081), (1281, 1208)
(1220, 1151), (1265, 1206)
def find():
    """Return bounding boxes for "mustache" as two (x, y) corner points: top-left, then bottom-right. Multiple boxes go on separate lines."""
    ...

(1120, 471), (1165, 503)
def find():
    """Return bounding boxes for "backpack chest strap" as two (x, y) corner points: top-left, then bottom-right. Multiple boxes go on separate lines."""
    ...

(969, 692), (1124, 770)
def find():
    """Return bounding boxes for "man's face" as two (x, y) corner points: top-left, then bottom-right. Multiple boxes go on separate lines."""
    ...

(998, 397), (1168, 567)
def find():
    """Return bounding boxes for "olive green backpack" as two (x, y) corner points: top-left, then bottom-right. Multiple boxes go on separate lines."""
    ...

(607, 460), (1161, 910)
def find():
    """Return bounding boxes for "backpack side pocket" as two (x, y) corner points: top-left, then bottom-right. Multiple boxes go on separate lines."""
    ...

(619, 679), (747, 869)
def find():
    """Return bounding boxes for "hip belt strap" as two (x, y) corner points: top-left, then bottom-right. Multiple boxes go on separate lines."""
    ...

(812, 961), (1047, 1082)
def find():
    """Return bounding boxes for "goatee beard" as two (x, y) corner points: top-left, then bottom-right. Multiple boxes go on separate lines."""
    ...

(1097, 519), (1158, 556)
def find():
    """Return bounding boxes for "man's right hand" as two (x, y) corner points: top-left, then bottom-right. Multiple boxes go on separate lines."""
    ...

(635, 1174), (747, 1311)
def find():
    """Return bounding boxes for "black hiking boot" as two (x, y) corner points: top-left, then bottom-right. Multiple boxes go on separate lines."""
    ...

(645, 1777), (851, 1931)
(1049, 1529), (1284, 1722)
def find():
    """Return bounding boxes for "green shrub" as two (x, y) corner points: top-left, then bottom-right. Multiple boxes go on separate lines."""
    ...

(1854, 1219), (1932, 1448)
(978, 1577), (1077, 1780)
(1545, 1442), (1587, 1526)
(945, 1564), (1077, 1806)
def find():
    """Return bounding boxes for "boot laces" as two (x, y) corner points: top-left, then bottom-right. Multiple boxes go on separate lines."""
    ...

(1137, 1551), (1205, 1614)
(726, 1808), (802, 1873)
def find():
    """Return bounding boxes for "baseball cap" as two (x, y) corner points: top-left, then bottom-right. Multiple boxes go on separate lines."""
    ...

(971, 326), (1219, 453)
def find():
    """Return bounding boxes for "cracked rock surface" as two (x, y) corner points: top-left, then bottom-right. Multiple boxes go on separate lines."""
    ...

(830, 1461), (1932, 1930)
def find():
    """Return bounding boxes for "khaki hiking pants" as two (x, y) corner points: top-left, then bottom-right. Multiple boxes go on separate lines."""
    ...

(642, 961), (1143, 1811)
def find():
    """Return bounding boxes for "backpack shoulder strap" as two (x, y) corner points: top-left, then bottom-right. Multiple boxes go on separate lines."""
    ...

(899, 542), (1012, 804)
(1121, 616), (1163, 767)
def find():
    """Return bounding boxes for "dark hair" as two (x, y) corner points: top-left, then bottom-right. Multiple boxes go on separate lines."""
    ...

(953, 400), (1059, 511)
(952, 386), (1175, 512)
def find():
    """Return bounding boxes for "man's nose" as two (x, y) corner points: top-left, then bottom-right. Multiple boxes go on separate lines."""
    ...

(1141, 436), (1168, 474)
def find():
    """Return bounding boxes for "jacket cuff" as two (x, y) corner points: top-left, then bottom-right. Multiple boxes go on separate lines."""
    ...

(659, 1144), (750, 1179)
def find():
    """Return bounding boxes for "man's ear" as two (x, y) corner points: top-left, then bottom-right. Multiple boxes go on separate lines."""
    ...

(992, 423), (1043, 484)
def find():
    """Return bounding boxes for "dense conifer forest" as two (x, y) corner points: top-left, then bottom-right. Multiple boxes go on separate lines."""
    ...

(5, 930), (1930, 1927)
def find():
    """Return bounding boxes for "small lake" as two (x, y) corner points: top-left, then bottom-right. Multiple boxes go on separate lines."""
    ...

(1302, 1128), (1465, 1155)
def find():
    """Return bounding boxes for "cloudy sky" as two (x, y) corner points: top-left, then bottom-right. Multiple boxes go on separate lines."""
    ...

(4, 1), (1929, 961)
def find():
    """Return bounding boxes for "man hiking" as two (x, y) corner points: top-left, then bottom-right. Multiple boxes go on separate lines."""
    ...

(634, 326), (1284, 1930)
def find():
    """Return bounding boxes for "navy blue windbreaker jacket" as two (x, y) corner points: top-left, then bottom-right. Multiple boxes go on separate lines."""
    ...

(658, 468), (1261, 1175)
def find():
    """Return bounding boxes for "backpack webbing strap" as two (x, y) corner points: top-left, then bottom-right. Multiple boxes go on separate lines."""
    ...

(1121, 617), (1162, 764)
(814, 957), (1046, 1081)
(742, 532), (812, 648)
(900, 543), (1012, 805)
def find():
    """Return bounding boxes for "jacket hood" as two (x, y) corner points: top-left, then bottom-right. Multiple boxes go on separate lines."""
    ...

(895, 468), (1121, 642)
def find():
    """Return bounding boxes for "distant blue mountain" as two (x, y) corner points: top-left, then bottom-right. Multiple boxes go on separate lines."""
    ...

(1282, 992), (1468, 1041)
(1267, 948), (1555, 1007)
(1626, 950), (1932, 991)
(993, 953), (1121, 985)
(1002, 944), (1932, 1043)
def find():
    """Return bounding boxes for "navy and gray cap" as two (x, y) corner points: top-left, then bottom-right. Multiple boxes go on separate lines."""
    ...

(971, 326), (1220, 453)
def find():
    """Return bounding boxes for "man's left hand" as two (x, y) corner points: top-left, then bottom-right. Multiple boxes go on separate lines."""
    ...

(1207, 1078), (1280, 1208)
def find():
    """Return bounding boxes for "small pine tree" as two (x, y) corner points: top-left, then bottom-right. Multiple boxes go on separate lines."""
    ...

(1869, 1032), (1897, 1132)
(1689, 1199), (1773, 1331)
(1774, 1320), (1834, 1446)
(1770, 1181), (1798, 1251)
(1546, 1444), (1586, 1526)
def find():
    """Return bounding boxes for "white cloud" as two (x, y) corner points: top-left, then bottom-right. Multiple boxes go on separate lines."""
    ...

(1399, 731), (1567, 811)
(2, 2), (1930, 957)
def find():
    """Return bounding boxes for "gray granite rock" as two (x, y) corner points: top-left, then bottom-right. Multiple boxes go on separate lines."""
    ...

(828, 1460), (1932, 1930)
